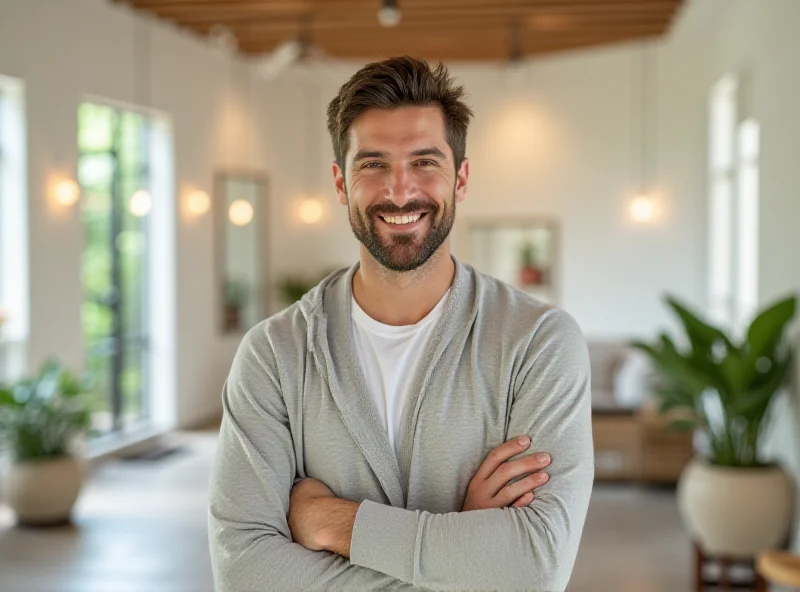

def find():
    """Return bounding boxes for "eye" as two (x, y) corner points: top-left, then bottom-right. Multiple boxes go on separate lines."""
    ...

(362, 161), (385, 169)
(414, 159), (438, 167)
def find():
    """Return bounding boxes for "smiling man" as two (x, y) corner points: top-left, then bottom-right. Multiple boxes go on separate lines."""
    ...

(209, 57), (594, 592)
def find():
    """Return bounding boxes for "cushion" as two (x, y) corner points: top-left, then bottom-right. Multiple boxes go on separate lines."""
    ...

(613, 349), (657, 409)
(586, 341), (627, 390)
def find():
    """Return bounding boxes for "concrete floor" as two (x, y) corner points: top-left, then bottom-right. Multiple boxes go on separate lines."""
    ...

(0, 431), (724, 592)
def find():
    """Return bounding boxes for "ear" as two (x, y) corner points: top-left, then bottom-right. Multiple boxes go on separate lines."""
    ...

(454, 157), (469, 204)
(332, 161), (347, 205)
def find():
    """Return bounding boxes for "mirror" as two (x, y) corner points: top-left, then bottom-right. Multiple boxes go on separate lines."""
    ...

(214, 171), (269, 334)
(459, 217), (559, 305)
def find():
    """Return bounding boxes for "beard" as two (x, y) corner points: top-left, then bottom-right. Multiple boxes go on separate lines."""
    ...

(348, 191), (456, 272)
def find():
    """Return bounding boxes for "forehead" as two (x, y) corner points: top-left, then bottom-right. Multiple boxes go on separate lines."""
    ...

(347, 106), (448, 154)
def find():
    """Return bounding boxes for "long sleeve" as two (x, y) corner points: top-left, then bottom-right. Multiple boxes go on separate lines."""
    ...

(349, 309), (594, 592)
(207, 325), (416, 592)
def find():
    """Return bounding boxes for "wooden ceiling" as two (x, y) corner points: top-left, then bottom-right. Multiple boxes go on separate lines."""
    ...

(114, 0), (686, 61)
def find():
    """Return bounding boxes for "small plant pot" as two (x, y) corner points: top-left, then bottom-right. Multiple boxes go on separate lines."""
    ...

(677, 458), (794, 558)
(2, 455), (83, 526)
(519, 265), (543, 286)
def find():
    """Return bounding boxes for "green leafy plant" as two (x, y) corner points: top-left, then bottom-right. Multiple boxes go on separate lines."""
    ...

(0, 358), (92, 461)
(278, 277), (317, 305)
(632, 294), (796, 468)
(278, 269), (340, 306)
(519, 241), (537, 268)
(224, 278), (249, 308)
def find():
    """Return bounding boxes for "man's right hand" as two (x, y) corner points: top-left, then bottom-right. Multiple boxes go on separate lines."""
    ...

(462, 435), (551, 511)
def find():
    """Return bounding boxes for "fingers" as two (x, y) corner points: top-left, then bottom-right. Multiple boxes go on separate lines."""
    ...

(512, 491), (535, 508)
(496, 471), (550, 507)
(485, 451), (552, 498)
(474, 435), (533, 481)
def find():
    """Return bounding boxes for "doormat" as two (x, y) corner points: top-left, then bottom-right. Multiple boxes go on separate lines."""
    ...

(120, 445), (187, 462)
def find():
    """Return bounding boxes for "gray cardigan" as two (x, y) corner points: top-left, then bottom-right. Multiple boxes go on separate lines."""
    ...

(208, 259), (594, 591)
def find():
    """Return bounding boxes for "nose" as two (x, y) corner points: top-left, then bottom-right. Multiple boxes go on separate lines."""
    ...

(383, 165), (416, 206)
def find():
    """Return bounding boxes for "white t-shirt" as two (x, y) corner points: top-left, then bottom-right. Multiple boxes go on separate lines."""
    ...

(351, 291), (450, 457)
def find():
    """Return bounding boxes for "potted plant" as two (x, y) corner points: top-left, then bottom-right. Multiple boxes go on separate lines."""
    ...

(632, 294), (797, 558)
(0, 358), (92, 526)
(518, 241), (542, 286)
(278, 276), (317, 306)
(223, 278), (249, 331)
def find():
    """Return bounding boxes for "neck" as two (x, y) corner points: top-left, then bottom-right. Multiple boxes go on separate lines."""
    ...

(353, 241), (455, 326)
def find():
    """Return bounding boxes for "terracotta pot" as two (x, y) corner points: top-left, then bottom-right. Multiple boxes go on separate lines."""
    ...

(519, 266), (542, 286)
(677, 458), (794, 558)
(2, 456), (83, 526)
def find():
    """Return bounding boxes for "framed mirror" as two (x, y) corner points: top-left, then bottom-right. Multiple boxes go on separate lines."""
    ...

(457, 217), (560, 305)
(214, 171), (269, 334)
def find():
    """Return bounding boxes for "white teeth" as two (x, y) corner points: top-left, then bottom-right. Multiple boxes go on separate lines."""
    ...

(383, 214), (421, 225)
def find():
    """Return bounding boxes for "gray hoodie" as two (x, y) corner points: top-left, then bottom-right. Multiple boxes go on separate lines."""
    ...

(208, 259), (594, 592)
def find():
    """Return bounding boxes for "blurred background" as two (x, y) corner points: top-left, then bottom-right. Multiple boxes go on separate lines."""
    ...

(0, 0), (799, 590)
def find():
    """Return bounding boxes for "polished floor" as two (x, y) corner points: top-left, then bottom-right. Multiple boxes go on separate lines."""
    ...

(0, 431), (710, 592)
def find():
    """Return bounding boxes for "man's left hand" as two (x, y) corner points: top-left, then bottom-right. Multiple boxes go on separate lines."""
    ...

(288, 478), (360, 557)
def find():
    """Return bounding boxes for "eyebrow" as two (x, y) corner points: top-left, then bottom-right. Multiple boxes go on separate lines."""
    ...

(351, 147), (448, 164)
(409, 147), (447, 160)
(352, 150), (386, 163)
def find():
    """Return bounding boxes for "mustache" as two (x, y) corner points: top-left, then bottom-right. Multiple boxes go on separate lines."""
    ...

(365, 199), (438, 218)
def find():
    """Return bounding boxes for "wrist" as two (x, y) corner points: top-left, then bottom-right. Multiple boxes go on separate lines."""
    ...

(315, 498), (360, 557)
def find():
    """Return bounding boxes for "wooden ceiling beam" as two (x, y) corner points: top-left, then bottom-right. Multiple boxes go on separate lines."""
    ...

(239, 27), (662, 54)
(140, 1), (680, 20)
(114, 0), (684, 61)
(186, 11), (674, 32)
(132, 0), (675, 6)
(230, 23), (666, 44)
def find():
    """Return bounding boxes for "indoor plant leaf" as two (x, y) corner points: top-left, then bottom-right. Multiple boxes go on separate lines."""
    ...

(745, 295), (796, 360)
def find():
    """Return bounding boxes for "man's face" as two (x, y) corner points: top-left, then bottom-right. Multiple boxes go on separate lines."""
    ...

(332, 106), (469, 272)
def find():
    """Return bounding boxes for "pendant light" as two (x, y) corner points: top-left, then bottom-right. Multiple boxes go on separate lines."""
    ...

(629, 42), (657, 224)
(378, 0), (402, 28)
(504, 20), (527, 88)
(292, 23), (328, 227)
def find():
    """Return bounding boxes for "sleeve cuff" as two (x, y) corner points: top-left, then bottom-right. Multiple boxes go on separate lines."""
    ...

(349, 499), (420, 583)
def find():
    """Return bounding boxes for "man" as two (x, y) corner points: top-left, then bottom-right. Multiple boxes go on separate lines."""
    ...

(209, 57), (594, 592)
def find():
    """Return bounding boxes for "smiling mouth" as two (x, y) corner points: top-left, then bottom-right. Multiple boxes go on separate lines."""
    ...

(378, 212), (429, 226)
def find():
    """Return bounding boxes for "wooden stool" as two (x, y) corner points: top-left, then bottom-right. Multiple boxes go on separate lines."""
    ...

(694, 543), (769, 591)
(757, 549), (800, 589)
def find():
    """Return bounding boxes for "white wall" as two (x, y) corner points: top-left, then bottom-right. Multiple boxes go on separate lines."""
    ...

(0, 0), (264, 428)
(260, 32), (710, 339)
(705, 0), (800, 549)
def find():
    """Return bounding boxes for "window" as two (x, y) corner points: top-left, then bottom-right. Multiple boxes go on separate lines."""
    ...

(708, 75), (760, 335)
(0, 75), (28, 382)
(78, 103), (153, 435)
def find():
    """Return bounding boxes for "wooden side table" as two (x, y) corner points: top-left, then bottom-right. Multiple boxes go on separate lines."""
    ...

(757, 549), (800, 589)
(694, 544), (769, 591)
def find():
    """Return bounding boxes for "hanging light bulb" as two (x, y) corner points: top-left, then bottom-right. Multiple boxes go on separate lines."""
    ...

(627, 43), (659, 225)
(129, 190), (152, 217)
(629, 193), (656, 223)
(378, 0), (401, 28)
(229, 199), (254, 226)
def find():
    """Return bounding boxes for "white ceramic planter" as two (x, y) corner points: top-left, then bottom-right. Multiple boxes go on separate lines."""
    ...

(678, 458), (794, 558)
(1, 455), (83, 526)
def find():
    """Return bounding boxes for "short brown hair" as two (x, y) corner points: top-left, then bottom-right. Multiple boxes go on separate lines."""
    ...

(326, 56), (473, 171)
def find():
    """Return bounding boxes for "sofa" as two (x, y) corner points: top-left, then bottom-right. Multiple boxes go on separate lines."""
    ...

(587, 340), (695, 484)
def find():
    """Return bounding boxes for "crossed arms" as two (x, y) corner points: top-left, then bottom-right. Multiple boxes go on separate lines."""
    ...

(208, 311), (594, 592)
